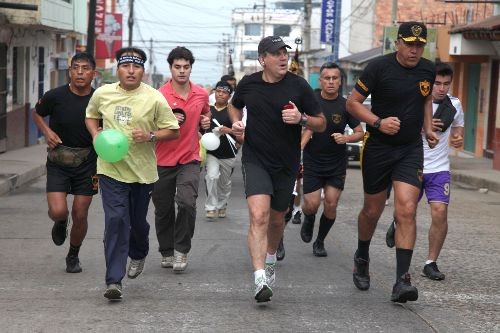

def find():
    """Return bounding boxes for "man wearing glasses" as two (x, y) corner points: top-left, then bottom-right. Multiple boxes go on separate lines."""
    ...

(33, 52), (98, 274)
(346, 22), (439, 303)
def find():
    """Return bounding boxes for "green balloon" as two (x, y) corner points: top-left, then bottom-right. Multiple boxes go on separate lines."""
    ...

(94, 129), (129, 163)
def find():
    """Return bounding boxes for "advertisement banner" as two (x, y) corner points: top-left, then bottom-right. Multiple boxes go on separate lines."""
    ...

(320, 0), (337, 44)
(95, 13), (123, 60)
(95, 0), (105, 34)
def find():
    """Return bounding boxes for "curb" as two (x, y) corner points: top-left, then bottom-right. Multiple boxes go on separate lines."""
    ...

(0, 165), (46, 196)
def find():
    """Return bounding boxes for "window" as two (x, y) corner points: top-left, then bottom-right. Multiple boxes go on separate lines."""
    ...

(243, 50), (258, 60)
(273, 25), (291, 37)
(245, 24), (261, 36)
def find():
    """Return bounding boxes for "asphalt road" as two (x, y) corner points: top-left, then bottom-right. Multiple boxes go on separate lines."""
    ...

(0, 159), (499, 332)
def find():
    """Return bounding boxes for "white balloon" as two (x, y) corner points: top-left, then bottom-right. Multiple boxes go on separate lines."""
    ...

(201, 133), (220, 151)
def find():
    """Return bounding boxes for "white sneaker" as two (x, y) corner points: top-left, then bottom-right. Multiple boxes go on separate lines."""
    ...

(127, 258), (145, 279)
(254, 276), (273, 303)
(161, 256), (174, 268)
(173, 250), (188, 272)
(265, 262), (276, 287)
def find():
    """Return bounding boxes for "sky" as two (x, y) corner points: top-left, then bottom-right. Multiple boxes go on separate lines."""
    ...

(118, 0), (257, 86)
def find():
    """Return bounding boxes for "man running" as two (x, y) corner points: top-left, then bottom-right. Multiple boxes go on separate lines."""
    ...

(386, 62), (464, 281)
(230, 36), (326, 303)
(300, 62), (364, 257)
(346, 22), (438, 303)
(33, 52), (97, 273)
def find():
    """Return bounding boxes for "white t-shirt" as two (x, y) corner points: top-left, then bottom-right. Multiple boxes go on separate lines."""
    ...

(422, 95), (464, 173)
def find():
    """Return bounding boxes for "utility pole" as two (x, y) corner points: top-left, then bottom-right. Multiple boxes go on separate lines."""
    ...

(391, 0), (397, 24)
(222, 33), (230, 74)
(128, 0), (134, 46)
(262, 0), (266, 38)
(303, 0), (311, 81)
(87, 0), (96, 56)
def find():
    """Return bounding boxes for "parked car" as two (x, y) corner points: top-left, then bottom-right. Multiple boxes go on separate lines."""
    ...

(345, 122), (366, 162)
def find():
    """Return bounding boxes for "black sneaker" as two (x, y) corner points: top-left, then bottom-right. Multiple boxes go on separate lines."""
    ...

(51, 219), (68, 246)
(292, 211), (302, 224)
(386, 219), (395, 248)
(313, 240), (327, 257)
(104, 283), (122, 301)
(300, 214), (315, 243)
(422, 262), (445, 280)
(66, 255), (82, 273)
(276, 237), (285, 261)
(391, 273), (418, 303)
(353, 251), (370, 290)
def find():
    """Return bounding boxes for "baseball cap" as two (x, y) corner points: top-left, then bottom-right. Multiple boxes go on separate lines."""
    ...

(258, 36), (291, 54)
(397, 22), (427, 43)
(215, 80), (233, 94)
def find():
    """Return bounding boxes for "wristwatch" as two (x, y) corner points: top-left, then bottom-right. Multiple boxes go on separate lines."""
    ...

(373, 118), (382, 129)
(299, 113), (308, 126)
(149, 131), (156, 142)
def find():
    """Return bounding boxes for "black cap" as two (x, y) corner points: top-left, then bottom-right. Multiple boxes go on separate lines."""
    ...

(397, 22), (427, 43)
(215, 81), (233, 94)
(258, 36), (291, 55)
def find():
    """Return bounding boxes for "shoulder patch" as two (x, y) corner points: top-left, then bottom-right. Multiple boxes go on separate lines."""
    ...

(356, 79), (369, 93)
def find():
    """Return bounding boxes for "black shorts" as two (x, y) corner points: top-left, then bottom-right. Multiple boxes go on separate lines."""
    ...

(241, 162), (296, 212)
(361, 134), (423, 194)
(303, 169), (345, 194)
(46, 157), (98, 195)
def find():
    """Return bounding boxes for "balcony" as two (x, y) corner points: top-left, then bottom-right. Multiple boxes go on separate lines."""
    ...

(0, 0), (87, 33)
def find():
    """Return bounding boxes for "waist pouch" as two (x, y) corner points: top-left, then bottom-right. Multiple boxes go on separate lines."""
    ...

(47, 145), (91, 168)
(433, 96), (457, 132)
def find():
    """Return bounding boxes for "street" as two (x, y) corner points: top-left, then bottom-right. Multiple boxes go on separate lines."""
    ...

(0, 159), (499, 332)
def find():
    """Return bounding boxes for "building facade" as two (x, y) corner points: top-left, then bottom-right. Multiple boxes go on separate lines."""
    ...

(0, 0), (87, 152)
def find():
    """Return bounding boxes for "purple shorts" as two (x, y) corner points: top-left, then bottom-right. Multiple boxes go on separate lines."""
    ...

(419, 171), (451, 204)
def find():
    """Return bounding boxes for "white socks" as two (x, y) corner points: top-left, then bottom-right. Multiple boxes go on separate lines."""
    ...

(266, 252), (276, 265)
(425, 260), (435, 265)
(254, 269), (266, 284)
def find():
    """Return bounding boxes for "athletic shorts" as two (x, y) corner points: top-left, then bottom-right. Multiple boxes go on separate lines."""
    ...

(361, 135), (423, 194)
(419, 171), (450, 204)
(303, 170), (345, 194)
(46, 158), (98, 196)
(241, 162), (296, 212)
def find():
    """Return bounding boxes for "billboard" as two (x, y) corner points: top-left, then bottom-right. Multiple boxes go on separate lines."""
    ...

(95, 13), (123, 60)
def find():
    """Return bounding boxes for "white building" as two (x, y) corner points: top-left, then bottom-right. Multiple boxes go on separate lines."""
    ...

(0, 0), (87, 152)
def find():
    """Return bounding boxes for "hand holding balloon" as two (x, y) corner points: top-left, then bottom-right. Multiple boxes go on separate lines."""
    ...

(94, 129), (129, 162)
(200, 132), (220, 151)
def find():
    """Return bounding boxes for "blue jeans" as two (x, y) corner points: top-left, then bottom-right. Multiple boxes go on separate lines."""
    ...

(99, 175), (153, 285)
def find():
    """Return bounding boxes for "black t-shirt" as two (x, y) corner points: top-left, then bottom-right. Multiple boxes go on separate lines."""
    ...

(354, 53), (435, 145)
(35, 85), (95, 148)
(304, 91), (360, 173)
(232, 71), (322, 174)
(207, 105), (238, 159)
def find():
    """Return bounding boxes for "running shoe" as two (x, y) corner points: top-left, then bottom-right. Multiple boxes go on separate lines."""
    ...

(161, 255), (174, 268)
(300, 214), (315, 243)
(127, 258), (145, 279)
(265, 262), (276, 287)
(65, 255), (82, 273)
(276, 237), (285, 261)
(254, 276), (273, 303)
(173, 250), (188, 272)
(206, 210), (217, 219)
(353, 251), (370, 290)
(422, 262), (445, 280)
(386, 219), (396, 248)
(391, 273), (418, 303)
(313, 240), (327, 257)
(51, 218), (68, 246)
(104, 283), (122, 300)
(292, 211), (302, 224)
(218, 208), (226, 218)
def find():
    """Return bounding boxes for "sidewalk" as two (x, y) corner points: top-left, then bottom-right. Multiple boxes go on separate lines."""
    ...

(0, 144), (499, 196)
